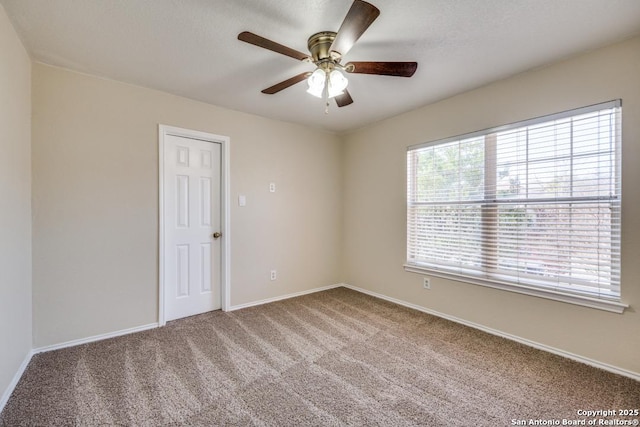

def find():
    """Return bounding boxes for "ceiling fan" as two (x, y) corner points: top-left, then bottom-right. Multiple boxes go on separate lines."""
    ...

(238, 0), (418, 109)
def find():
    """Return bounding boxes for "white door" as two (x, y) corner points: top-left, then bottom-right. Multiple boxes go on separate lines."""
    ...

(163, 134), (221, 321)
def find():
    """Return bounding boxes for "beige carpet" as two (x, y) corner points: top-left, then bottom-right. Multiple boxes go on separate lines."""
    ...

(1, 287), (638, 426)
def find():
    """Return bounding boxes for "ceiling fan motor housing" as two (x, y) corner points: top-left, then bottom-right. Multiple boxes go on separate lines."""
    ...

(308, 31), (339, 65)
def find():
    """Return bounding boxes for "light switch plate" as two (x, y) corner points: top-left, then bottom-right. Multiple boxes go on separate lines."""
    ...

(238, 195), (246, 206)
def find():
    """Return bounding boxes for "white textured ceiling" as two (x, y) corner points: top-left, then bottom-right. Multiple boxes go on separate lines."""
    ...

(3, 0), (640, 133)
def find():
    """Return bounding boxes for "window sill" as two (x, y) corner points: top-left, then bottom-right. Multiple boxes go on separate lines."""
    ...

(403, 264), (628, 314)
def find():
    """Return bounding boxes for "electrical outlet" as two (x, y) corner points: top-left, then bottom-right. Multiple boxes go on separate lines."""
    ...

(269, 182), (276, 193)
(270, 270), (277, 281)
(423, 277), (431, 289)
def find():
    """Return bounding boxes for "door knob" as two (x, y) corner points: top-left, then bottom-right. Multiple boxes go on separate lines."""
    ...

(213, 232), (222, 239)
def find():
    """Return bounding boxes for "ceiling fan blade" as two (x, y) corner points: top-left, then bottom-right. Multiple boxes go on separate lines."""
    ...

(329, 0), (380, 57)
(335, 90), (354, 107)
(345, 61), (418, 77)
(261, 72), (312, 94)
(238, 31), (309, 61)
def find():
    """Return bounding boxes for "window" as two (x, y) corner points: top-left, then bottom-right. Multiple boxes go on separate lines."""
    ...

(405, 100), (625, 312)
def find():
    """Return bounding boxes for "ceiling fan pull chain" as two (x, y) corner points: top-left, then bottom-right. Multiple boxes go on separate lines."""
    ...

(324, 72), (330, 114)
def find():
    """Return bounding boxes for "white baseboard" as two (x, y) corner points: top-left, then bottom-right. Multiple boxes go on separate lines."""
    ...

(227, 284), (342, 311)
(1, 349), (34, 414)
(30, 284), (344, 354)
(33, 322), (159, 354)
(341, 283), (640, 382)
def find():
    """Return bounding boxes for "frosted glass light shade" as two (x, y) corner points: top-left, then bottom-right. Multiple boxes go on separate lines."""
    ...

(306, 69), (326, 98)
(327, 70), (348, 98)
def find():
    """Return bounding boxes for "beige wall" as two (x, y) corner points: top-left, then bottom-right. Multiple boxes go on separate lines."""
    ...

(0, 4), (32, 402)
(342, 35), (640, 375)
(32, 63), (342, 347)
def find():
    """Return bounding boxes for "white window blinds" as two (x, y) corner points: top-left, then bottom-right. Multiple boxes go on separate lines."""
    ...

(406, 100), (622, 306)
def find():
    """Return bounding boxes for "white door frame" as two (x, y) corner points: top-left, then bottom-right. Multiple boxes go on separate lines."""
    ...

(158, 124), (231, 326)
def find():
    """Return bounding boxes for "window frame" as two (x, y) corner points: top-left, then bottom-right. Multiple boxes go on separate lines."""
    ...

(404, 100), (627, 313)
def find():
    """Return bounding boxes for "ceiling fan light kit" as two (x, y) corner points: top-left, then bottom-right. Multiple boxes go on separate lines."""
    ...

(238, 0), (418, 110)
(306, 68), (348, 99)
